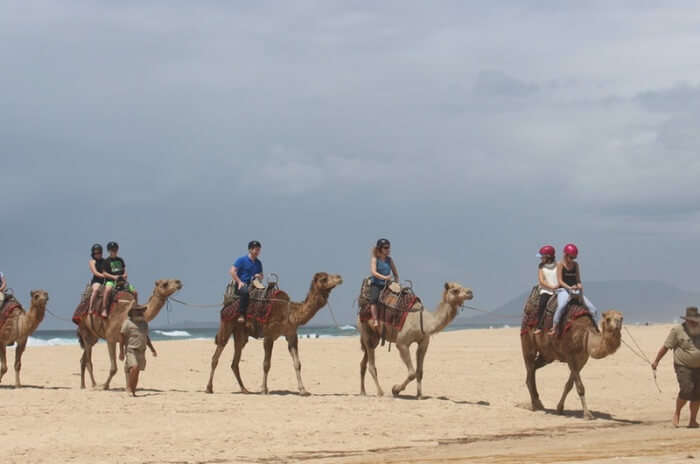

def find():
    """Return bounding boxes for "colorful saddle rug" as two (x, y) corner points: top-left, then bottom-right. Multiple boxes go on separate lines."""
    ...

(220, 285), (282, 326)
(358, 284), (422, 332)
(72, 287), (135, 325)
(520, 286), (593, 336)
(0, 297), (21, 332)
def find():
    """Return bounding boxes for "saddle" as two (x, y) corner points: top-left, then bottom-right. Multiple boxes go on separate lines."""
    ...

(0, 295), (21, 333)
(520, 286), (594, 337)
(71, 284), (135, 325)
(358, 278), (423, 332)
(220, 280), (281, 338)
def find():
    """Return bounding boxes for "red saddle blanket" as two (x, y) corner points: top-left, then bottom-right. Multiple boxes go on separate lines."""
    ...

(520, 287), (593, 336)
(72, 289), (135, 325)
(221, 289), (283, 325)
(0, 299), (21, 331)
(358, 290), (420, 331)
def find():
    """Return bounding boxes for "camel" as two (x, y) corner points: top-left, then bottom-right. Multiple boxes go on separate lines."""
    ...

(520, 292), (623, 419)
(206, 272), (343, 396)
(0, 290), (49, 387)
(75, 279), (182, 389)
(359, 282), (474, 399)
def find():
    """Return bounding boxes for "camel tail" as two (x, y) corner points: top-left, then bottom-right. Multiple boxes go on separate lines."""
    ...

(77, 330), (84, 349)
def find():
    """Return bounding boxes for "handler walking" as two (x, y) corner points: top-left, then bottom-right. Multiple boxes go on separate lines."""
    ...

(119, 305), (157, 397)
(652, 307), (700, 428)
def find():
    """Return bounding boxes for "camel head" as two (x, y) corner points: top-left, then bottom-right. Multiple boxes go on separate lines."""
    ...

(30, 289), (49, 309)
(153, 279), (183, 298)
(442, 282), (474, 307)
(309, 272), (343, 296)
(599, 310), (623, 335)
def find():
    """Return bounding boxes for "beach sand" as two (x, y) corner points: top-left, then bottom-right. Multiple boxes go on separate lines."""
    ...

(1, 324), (698, 463)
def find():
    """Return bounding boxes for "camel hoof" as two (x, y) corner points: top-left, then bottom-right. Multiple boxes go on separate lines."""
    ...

(556, 407), (564, 415)
(261, 388), (269, 395)
(360, 390), (366, 396)
(583, 411), (594, 420)
(299, 390), (310, 397)
(391, 385), (401, 397)
(205, 386), (213, 394)
(532, 400), (545, 411)
(240, 388), (250, 394)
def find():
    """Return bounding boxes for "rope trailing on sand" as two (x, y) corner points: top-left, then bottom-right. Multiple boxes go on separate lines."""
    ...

(620, 326), (662, 393)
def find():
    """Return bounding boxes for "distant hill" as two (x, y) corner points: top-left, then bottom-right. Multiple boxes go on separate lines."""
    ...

(460, 280), (700, 325)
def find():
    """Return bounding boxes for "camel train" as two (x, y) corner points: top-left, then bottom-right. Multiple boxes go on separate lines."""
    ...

(0, 239), (625, 422)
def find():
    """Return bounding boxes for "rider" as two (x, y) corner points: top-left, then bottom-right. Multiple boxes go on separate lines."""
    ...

(0, 271), (6, 308)
(368, 238), (399, 330)
(101, 241), (137, 318)
(230, 240), (263, 323)
(534, 245), (558, 334)
(549, 243), (598, 335)
(88, 243), (106, 314)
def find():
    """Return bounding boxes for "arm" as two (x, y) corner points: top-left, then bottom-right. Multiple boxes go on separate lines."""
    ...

(146, 336), (157, 357)
(651, 346), (668, 370)
(230, 266), (244, 289)
(390, 258), (399, 282)
(89, 259), (103, 278)
(575, 263), (582, 290)
(254, 262), (263, 281)
(0, 277), (6, 293)
(122, 264), (128, 280)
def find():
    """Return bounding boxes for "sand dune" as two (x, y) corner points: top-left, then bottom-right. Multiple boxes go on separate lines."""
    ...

(1, 325), (698, 463)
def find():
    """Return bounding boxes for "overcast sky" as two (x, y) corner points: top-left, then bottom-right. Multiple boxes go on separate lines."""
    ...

(3, 1), (700, 329)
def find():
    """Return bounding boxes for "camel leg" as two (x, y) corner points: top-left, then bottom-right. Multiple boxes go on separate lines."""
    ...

(101, 341), (118, 390)
(572, 370), (593, 420)
(287, 334), (309, 396)
(365, 342), (383, 397)
(392, 343), (416, 397)
(261, 337), (274, 394)
(84, 341), (97, 388)
(0, 344), (7, 383)
(13, 339), (27, 387)
(525, 363), (545, 411)
(360, 347), (368, 396)
(231, 333), (250, 394)
(205, 326), (232, 394)
(415, 337), (430, 399)
(556, 369), (576, 415)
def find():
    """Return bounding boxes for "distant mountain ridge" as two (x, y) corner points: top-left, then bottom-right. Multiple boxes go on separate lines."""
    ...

(461, 280), (700, 325)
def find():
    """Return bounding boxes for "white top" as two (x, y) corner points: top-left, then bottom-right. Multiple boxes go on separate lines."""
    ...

(539, 264), (558, 295)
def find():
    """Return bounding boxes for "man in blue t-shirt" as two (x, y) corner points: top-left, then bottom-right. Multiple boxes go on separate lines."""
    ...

(229, 240), (263, 323)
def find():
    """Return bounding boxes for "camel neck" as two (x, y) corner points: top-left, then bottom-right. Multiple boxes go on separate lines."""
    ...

(23, 303), (46, 334)
(587, 326), (621, 359)
(289, 289), (329, 327)
(424, 300), (459, 335)
(144, 292), (166, 322)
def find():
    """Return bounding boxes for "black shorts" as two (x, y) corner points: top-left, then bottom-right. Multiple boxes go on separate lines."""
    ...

(674, 364), (700, 401)
(369, 284), (382, 305)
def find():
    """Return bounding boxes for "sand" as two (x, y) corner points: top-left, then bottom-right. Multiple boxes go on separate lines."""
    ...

(1, 324), (698, 463)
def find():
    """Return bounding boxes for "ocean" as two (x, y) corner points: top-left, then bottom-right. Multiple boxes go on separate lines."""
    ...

(15, 322), (508, 347)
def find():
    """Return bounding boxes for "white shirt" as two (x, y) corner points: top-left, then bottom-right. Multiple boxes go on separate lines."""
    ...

(539, 264), (558, 295)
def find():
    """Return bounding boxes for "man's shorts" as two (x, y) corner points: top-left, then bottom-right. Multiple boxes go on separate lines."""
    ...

(106, 280), (136, 293)
(674, 364), (700, 401)
(125, 350), (146, 373)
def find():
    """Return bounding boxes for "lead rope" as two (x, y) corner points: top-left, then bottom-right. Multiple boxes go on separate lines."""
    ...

(46, 308), (75, 324)
(620, 326), (662, 393)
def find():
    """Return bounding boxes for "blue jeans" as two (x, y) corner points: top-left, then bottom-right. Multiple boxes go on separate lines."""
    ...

(235, 284), (250, 314)
(553, 288), (598, 326)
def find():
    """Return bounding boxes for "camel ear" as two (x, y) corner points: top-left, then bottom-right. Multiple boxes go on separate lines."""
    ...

(30, 290), (36, 297)
(155, 279), (162, 286)
(444, 282), (450, 291)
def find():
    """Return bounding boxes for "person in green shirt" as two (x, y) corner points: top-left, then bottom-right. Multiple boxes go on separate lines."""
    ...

(652, 307), (700, 428)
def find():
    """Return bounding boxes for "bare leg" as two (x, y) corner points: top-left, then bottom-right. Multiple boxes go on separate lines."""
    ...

(370, 304), (379, 329)
(261, 337), (274, 394)
(689, 401), (699, 427)
(674, 397), (687, 427)
(392, 343), (416, 397)
(206, 325), (231, 394)
(13, 340), (27, 387)
(415, 337), (430, 399)
(128, 367), (140, 396)
(360, 346), (368, 395)
(0, 345), (7, 383)
(556, 370), (576, 414)
(572, 369), (593, 420)
(88, 284), (100, 313)
(287, 334), (309, 396)
(101, 287), (111, 317)
(102, 341), (118, 390)
(231, 332), (249, 393)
